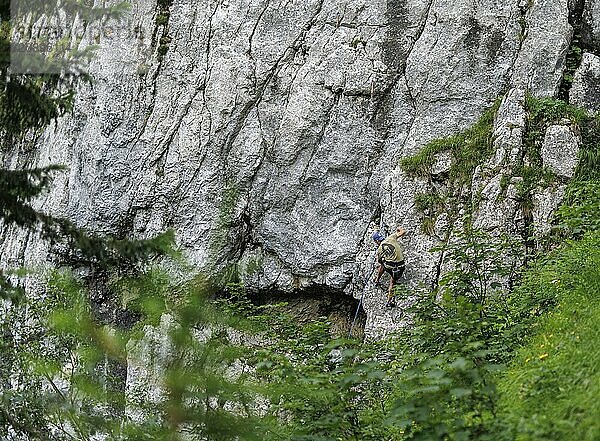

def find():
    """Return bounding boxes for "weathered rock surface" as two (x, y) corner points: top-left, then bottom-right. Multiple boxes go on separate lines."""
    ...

(541, 124), (581, 178)
(570, 52), (600, 112)
(0, 0), (591, 336)
(582, 0), (600, 49)
(511, 0), (572, 97)
(126, 314), (175, 421)
(533, 186), (567, 236)
(472, 88), (526, 235)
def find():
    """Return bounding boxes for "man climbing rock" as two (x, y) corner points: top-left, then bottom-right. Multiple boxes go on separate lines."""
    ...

(373, 227), (406, 307)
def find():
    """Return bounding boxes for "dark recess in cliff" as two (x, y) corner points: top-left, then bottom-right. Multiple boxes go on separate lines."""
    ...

(561, 0), (600, 100)
(251, 286), (366, 339)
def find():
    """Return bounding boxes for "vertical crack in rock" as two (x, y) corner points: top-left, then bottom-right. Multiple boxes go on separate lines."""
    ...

(401, 0), (434, 105)
(501, 4), (523, 88)
(202, 0), (220, 107)
(218, 0), (326, 167)
(559, 0), (586, 100)
(389, 0), (434, 153)
(580, 0), (600, 50)
(508, 2), (530, 88)
(172, 4), (221, 198)
(247, 0), (272, 59)
(133, 0), (176, 143)
(156, 1), (220, 200)
(149, 87), (204, 171)
(364, 0), (434, 229)
(511, 0), (573, 96)
(368, 0), (435, 264)
(4, 0), (595, 342)
(372, 0), (433, 126)
(359, 202), (384, 247)
(205, 0), (327, 265)
(296, 94), (338, 190)
(431, 238), (447, 289)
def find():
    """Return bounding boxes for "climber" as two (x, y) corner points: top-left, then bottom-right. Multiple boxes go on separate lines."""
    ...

(372, 227), (406, 308)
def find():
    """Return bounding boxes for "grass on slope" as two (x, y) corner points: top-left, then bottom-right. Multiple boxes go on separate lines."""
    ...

(497, 233), (600, 441)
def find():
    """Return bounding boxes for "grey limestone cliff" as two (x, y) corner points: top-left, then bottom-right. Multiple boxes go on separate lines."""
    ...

(2, 0), (599, 336)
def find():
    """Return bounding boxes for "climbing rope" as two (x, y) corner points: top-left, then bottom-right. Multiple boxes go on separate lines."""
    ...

(348, 252), (378, 339)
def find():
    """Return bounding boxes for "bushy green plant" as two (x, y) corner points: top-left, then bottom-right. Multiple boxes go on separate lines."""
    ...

(435, 228), (522, 307)
(556, 181), (600, 234)
(3, 269), (283, 440)
(6, 214), (599, 441)
(380, 229), (524, 440)
(558, 32), (583, 100)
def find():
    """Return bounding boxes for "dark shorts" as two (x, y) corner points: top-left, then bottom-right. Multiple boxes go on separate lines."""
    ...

(383, 261), (405, 282)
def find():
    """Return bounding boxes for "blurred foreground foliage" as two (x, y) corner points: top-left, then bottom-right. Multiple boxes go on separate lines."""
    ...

(2, 214), (598, 440)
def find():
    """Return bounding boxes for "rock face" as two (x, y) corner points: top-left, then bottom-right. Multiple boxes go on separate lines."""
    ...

(583, 0), (600, 48)
(570, 52), (600, 112)
(472, 88), (527, 236)
(126, 314), (175, 421)
(541, 124), (581, 178)
(0, 0), (594, 336)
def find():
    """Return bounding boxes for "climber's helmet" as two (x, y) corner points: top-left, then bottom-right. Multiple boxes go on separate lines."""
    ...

(372, 232), (385, 243)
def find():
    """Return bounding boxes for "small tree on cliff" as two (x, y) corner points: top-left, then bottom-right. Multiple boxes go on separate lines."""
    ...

(0, 2), (174, 298)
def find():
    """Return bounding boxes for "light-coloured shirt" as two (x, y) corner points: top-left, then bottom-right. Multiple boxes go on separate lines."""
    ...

(377, 232), (404, 264)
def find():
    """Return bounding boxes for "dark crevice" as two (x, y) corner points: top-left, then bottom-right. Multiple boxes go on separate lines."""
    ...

(559, 0), (585, 100)
(431, 247), (446, 291)
(520, 208), (535, 266)
(131, 0), (176, 154)
(85, 271), (137, 415)
(559, 0), (600, 101)
(149, 86), (204, 170)
(247, 0), (271, 58)
(250, 286), (366, 339)
(238, 208), (254, 259)
(371, 0), (432, 140)
(505, 1), (529, 90)
(355, 203), (383, 255)
(577, 0), (600, 51)
(217, 0), (325, 170)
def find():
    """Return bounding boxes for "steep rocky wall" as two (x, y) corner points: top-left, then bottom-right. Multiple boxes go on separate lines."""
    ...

(2, 0), (598, 335)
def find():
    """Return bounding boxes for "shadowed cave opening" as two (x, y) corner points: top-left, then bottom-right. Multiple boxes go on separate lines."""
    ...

(250, 285), (367, 340)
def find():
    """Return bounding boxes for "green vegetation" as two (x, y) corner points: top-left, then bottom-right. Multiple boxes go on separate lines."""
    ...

(497, 233), (600, 440)
(155, 0), (174, 58)
(0, 2), (176, 303)
(1, 3), (599, 439)
(402, 95), (600, 237)
(381, 95), (600, 440)
(156, 12), (170, 27)
(414, 191), (446, 215)
(400, 100), (499, 185)
(557, 181), (600, 233)
(558, 31), (583, 100)
(207, 183), (244, 285)
(0, 2), (181, 437)
(522, 97), (600, 236)
(519, 97), (585, 203)
(414, 191), (446, 235)
(2, 197), (600, 439)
